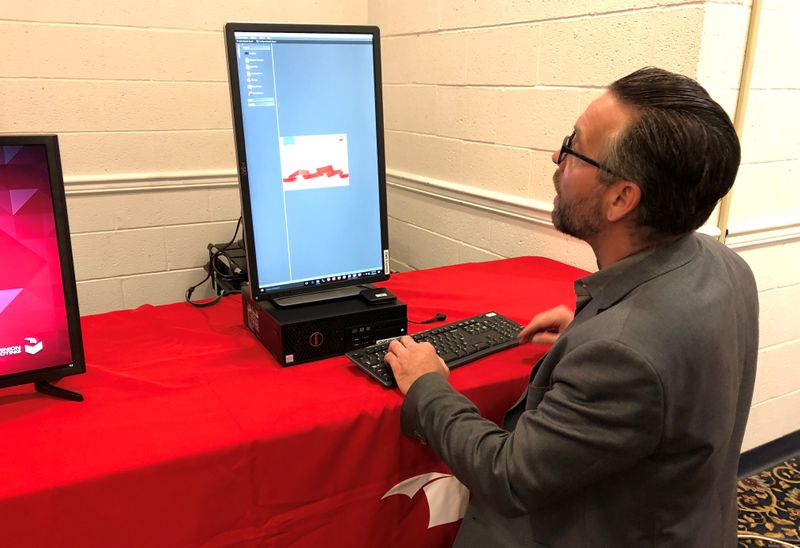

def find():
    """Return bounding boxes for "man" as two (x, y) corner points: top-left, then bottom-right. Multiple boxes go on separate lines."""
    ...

(384, 67), (758, 547)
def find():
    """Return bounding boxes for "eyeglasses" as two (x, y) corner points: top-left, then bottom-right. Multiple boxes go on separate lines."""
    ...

(557, 131), (615, 176)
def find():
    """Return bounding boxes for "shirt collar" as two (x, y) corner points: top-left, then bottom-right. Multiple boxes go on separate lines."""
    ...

(574, 233), (702, 313)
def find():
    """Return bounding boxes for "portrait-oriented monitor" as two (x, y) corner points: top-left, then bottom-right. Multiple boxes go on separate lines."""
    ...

(224, 23), (390, 306)
(0, 135), (85, 397)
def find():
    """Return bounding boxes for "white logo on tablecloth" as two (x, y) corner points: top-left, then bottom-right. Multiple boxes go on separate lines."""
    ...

(382, 472), (469, 528)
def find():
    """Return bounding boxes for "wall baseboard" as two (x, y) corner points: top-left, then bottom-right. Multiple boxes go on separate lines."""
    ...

(738, 429), (800, 478)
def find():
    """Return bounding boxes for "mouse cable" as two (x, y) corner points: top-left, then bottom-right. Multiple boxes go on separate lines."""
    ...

(408, 313), (446, 325)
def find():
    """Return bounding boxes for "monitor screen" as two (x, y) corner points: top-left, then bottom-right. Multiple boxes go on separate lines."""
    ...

(224, 23), (390, 304)
(0, 136), (85, 389)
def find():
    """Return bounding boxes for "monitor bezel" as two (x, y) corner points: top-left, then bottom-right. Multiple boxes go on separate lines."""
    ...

(224, 22), (390, 303)
(0, 135), (86, 389)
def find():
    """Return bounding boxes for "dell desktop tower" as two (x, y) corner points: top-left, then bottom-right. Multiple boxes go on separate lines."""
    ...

(242, 286), (407, 366)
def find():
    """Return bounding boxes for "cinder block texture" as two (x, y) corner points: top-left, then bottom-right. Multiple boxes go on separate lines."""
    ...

(749, 0), (800, 89)
(743, 391), (800, 451)
(76, 278), (124, 316)
(368, 0), (439, 35)
(751, 341), (800, 405)
(58, 131), (236, 177)
(1, 3), (363, 312)
(387, 184), (596, 273)
(496, 88), (583, 150)
(731, 161), (800, 224)
(123, 268), (212, 309)
(1, 80), (230, 133)
(697, 3), (750, 87)
(165, 221), (239, 271)
(1, 1), (366, 31)
(0, 23), (226, 82)
(65, 187), (239, 233)
(71, 228), (167, 281)
(738, 241), (800, 292)
(727, 0), (800, 231)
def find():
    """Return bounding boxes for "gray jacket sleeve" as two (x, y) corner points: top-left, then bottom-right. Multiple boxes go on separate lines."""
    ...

(400, 340), (665, 516)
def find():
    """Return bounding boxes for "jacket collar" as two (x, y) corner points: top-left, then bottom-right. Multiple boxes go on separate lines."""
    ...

(575, 233), (702, 313)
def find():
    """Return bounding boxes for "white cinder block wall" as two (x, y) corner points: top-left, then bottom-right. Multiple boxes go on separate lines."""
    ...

(0, 0), (367, 314)
(373, 0), (744, 275)
(723, 0), (800, 449)
(1, 1), (796, 450)
(370, 0), (798, 451)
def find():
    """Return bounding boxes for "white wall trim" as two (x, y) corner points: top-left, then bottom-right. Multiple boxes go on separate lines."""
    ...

(726, 218), (800, 249)
(388, 169), (800, 250)
(62, 167), (800, 250)
(388, 169), (726, 238)
(64, 169), (239, 195)
(387, 168), (554, 226)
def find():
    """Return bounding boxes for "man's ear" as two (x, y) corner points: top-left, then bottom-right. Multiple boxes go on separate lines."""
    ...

(605, 180), (641, 222)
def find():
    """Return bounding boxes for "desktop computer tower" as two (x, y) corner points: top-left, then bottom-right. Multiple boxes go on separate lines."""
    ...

(242, 285), (407, 366)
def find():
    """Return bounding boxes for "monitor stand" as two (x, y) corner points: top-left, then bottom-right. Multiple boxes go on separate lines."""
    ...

(271, 284), (372, 308)
(35, 381), (84, 402)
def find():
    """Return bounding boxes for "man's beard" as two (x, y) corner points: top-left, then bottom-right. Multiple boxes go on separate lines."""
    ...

(551, 170), (605, 240)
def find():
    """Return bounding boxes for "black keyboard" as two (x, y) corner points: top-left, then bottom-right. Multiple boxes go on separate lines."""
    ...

(346, 312), (523, 387)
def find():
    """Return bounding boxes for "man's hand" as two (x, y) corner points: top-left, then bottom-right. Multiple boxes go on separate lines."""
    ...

(518, 305), (574, 346)
(384, 336), (449, 395)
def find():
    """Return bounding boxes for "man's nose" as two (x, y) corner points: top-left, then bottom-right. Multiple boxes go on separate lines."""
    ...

(552, 149), (563, 169)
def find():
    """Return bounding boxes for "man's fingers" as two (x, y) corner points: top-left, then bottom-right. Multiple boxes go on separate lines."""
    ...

(531, 332), (559, 345)
(518, 323), (541, 342)
(391, 336), (416, 349)
(519, 320), (551, 343)
(518, 305), (575, 345)
(387, 338), (404, 354)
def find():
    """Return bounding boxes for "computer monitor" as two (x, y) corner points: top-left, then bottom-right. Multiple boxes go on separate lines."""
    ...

(0, 135), (85, 399)
(224, 23), (390, 307)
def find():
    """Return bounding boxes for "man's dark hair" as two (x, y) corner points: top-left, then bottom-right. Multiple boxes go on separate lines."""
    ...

(600, 66), (741, 237)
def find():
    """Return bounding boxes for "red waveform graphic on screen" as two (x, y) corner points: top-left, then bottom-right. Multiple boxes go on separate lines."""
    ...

(283, 165), (350, 183)
(279, 134), (350, 191)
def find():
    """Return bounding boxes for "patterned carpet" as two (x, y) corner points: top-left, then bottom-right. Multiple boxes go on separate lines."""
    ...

(738, 456), (800, 547)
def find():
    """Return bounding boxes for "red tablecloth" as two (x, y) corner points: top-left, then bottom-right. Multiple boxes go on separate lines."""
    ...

(0, 256), (585, 547)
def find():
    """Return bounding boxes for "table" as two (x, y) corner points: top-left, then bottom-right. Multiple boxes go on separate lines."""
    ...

(0, 257), (585, 547)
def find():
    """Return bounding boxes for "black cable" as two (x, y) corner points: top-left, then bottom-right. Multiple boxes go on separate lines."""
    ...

(408, 313), (446, 325)
(212, 249), (246, 280)
(186, 217), (243, 307)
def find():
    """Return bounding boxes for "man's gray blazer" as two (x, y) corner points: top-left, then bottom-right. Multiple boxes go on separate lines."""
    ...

(401, 233), (759, 547)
